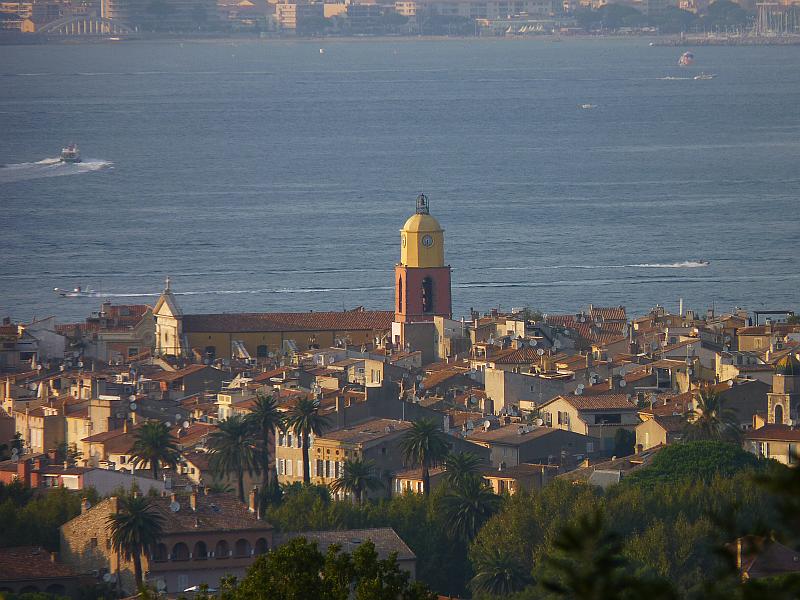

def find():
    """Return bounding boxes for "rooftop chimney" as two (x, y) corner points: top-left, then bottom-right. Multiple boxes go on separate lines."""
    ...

(190, 490), (197, 512)
(81, 497), (91, 514)
(50, 551), (58, 563)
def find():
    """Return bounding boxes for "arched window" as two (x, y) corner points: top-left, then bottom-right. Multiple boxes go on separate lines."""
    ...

(254, 538), (269, 555)
(256, 345), (268, 358)
(171, 542), (190, 561)
(194, 541), (208, 560)
(398, 276), (403, 314)
(152, 543), (168, 562)
(235, 538), (251, 558)
(775, 404), (784, 424)
(215, 540), (230, 559)
(421, 277), (434, 313)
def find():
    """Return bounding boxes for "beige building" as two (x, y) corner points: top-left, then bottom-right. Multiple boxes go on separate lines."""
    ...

(467, 423), (597, 468)
(744, 424), (800, 466)
(635, 414), (685, 452)
(60, 492), (273, 595)
(153, 283), (392, 361)
(538, 394), (640, 453)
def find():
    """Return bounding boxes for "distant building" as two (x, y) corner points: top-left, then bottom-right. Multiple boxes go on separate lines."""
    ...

(0, 546), (85, 597)
(467, 423), (598, 468)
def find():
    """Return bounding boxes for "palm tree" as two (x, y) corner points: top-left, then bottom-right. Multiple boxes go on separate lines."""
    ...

(331, 457), (383, 505)
(129, 421), (180, 480)
(399, 418), (450, 497)
(444, 451), (481, 487)
(684, 388), (740, 442)
(439, 475), (501, 542)
(207, 415), (258, 502)
(471, 546), (532, 596)
(286, 397), (330, 484)
(106, 495), (165, 589)
(245, 393), (284, 491)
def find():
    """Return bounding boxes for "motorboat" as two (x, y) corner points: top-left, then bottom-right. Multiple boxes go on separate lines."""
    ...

(60, 144), (81, 163)
(678, 51), (694, 66)
(54, 286), (95, 298)
(579, 104), (598, 110)
(694, 72), (715, 80)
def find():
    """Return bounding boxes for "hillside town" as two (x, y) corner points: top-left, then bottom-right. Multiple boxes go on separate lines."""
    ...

(1, 195), (799, 598)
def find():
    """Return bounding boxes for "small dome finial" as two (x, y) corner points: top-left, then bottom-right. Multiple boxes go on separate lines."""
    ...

(416, 193), (429, 215)
(165, 275), (171, 291)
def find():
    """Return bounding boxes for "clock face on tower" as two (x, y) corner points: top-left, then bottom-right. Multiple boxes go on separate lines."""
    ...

(421, 234), (434, 247)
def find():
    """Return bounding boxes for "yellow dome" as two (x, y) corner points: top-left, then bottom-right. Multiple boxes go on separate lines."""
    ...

(402, 213), (442, 233)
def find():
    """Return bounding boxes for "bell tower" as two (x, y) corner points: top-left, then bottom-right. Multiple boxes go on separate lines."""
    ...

(394, 194), (452, 324)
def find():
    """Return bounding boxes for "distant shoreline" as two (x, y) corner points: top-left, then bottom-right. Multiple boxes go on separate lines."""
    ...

(2, 31), (800, 46)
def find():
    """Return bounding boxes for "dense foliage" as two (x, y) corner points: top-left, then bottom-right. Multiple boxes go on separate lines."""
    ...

(0, 483), (99, 551)
(211, 537), (435, 600)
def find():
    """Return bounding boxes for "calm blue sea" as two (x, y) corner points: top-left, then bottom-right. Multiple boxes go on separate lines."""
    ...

(1, 38), (799, 323)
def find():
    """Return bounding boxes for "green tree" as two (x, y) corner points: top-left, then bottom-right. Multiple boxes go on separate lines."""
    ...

(444, 451), (481, 487)
(286, 398), (330, 485)
(106, 495), (165, 589)
(439, 476), (501, 543)
(245, 394), (284, 494)
(470, 545), (532, 596)
(540, 509), (676, 600)
(400, 418), (450, 497)
(331, 457), (383, 506)
(685, 389), (741, 443)
(208, 415), (258, 502)
(613, 429), (636, 458)
(129, 421), (180, 481)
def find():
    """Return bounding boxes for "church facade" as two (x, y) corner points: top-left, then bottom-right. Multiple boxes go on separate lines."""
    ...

(153, 194), (451, 363)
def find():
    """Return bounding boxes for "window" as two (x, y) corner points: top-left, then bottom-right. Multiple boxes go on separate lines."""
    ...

(287, 433), (293, 447)
(127, 347), (139, 357)
(215, 540), (230, 559)
(204, 346), (216, 360)
(235, 539), (251, 558)
(279, 459), (286, 475)
(760, 442), (770, 457)
(194, 541), (208, 560)
(256, 345), (268, 358)
(278, 432), (285, 447)
(422, 277), (434, 313)
(171, 543), (190, 561)
(790, 443), (799, 465)
(397, 276), (403, 314)
(286, 460), (292, 476)
(297, 460), (303, 477)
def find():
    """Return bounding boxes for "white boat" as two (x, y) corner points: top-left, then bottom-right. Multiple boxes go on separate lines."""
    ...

(694, 72), (715, 80)
(579, 103), (597, 110)
(678, 51), (694, 66)
(53, 286), (96, 298)
(60, 144), (81, 163)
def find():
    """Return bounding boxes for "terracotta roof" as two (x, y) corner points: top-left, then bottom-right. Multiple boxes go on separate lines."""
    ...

(491, 347), (541, 365)
(468, 424), (572, 446)
(104, 493), (269, 534)
(481, 463), (554, 479)
(149, 364), (217, 382)
(738, 324), (800, 336)
(182, 310), (393, 334)
(252, 367), (298, 383)
(650, 414), (687, 433)
(172, 422), (217, 448)
(558, 446), (662, 483)
(0, 325), (19, 336)
(550, 393), (636, 412)
(745, 424), (800, 442)
(280, 528), (414, 561)
(0, 546), (79, 581)
(590, 306), (627, 322)
(319, 419), (412, 446)
(734, 537), (800, 579)
(421, 368), (471, 390)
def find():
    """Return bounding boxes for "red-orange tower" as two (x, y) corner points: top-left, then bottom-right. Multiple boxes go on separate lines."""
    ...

(394, 193), (452, 323)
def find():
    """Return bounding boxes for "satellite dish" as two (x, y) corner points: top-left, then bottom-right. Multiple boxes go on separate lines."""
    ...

(416, 375), (423, 382)
(11, 447), (18, 456)
(170, 501), (180, 513)
(77, 361), (84, 368)
(11, 454), (19, 463)
(530, 340), (537, 347)
(619, 379), (627, 388)
(175, 413), (182, 422)
(103, 573), (112, 583)
(129, 403), (137, 412)
(128, 395), (136, 402)
(165, 422), (172, 428)
(537, 348), (545, 356)
(535, 418), (544, 426)
(182, 421), (190, 429)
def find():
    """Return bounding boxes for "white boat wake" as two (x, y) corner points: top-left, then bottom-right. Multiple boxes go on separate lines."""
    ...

(0, 157), (112, 183)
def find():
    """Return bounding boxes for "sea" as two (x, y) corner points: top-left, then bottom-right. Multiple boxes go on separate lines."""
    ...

(1, 38), (799, 324)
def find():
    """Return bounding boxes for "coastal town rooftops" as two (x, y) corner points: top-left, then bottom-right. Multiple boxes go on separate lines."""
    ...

(318, 418), (412, 446)
(180, 310), (394, 333)
(0, 546), (79, 581)
(649, 414), (688, 433)
(280, 527), (414, 561)
(541, 393), (637, 412)
(148, 363), (216, 382)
